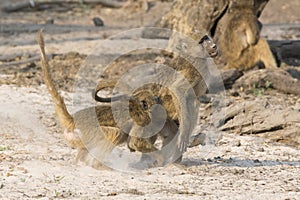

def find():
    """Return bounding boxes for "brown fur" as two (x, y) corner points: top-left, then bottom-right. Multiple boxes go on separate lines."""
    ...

(94, 80), (183, 164)
(220, 2), (277, 70)
(37, 30), (178, 168)
(93, 35), (218, 153)
(93, 34), (217, 106)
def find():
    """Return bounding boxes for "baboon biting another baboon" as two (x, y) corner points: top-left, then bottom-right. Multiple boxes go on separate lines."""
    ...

(37, 30), (181, 169)
(93, 34), (218, 154)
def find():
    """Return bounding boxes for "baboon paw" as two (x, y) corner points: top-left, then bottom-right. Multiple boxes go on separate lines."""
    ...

(177, 136), (188, 153)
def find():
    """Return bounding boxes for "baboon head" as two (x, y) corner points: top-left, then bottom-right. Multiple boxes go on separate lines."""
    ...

(199, 35), (219, 58)
(129, 89), (162, 127)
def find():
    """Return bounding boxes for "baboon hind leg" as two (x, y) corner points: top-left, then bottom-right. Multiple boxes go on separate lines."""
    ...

(76, 148), (111, 170)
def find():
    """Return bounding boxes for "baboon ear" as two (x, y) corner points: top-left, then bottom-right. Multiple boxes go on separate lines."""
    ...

(128, 97), (136, 105)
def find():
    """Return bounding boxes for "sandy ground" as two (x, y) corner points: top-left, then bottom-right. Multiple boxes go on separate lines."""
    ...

(1, 84), (299, 199)
(0, 0), (300, 199)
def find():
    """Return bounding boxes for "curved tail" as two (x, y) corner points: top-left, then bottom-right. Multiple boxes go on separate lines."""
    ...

(37, 30), (75, 132)
(93, 79), (129, 102)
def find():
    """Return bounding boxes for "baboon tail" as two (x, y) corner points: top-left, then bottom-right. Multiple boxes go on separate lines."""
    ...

(37, 30), (75, 132)
(92, 80), (117, 102)
(93, 79), (129, 102)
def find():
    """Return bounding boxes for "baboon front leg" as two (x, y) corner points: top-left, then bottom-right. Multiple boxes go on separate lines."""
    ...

(254, 38), (278, 69)
(128, 135), (165, 168)
(161, 120), (182, 164)
(127, 136), (158, 153)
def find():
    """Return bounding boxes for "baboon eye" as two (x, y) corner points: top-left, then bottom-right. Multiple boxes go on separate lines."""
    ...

(153, 96), (161, 104)
(140, 100), (148, 110)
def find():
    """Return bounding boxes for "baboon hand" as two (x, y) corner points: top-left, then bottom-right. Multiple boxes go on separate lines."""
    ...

(177, 133), (189, 153)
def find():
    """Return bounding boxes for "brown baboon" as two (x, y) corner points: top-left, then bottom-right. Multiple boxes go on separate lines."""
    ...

(127, 91), (180, 165)
(94, 81), (181, 164)
(219, 1), (277, 70)
(93, 34), (217, 154)
(94, 81), (179, 122)
(37, 31), (179, 168)
(93, 34), (217, 105)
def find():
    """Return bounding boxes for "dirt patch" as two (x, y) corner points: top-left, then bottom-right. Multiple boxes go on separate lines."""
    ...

(0, 52), (85, 91)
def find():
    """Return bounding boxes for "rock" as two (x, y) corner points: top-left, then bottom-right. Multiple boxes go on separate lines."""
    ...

(93, 17), (104, 27)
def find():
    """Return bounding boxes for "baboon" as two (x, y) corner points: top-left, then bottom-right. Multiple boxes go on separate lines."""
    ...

(94, 81), (181, 164)
(127, 90), (180, 165)
(219, 1), (277, 70)
(93, 34), (217, 107)
(93, 34), (217, 154)
(37, 31), (179, 168)
(94, 81), (178, 119)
